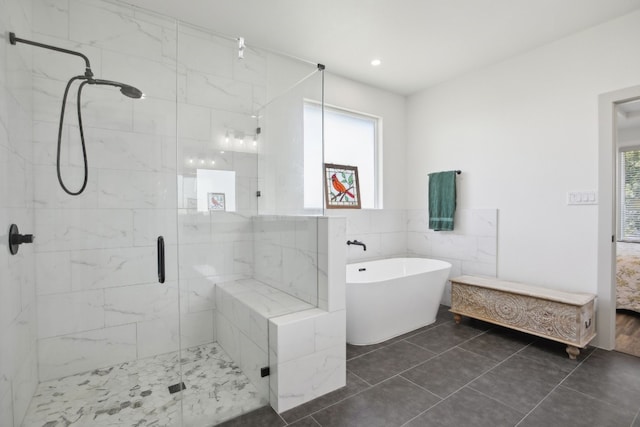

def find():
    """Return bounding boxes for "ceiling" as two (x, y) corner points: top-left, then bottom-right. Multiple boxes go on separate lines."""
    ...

(123, 0), (640, 95)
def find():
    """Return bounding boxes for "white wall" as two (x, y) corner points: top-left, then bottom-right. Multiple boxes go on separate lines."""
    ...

(407, 10), (640, 301)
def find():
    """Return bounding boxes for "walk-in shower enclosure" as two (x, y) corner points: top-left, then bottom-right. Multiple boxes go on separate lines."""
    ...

(1, 1), (345, 426)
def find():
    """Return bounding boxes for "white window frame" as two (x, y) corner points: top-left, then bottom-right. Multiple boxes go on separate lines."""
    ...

(304, 100), (383, 209)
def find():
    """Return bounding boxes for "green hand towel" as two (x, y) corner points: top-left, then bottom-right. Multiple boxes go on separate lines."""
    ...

(428, 171), (457, 231)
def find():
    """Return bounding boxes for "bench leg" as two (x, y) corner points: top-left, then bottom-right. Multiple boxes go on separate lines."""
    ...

(566, 345), (580, 360)
(453, 313), (462, 324)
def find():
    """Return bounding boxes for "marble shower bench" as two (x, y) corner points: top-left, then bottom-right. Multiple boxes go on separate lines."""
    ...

(217, 279), (315, 323)
(216, 278), (346, 412)
(215, 279), (314, 402)
(449, 275), (596, 359)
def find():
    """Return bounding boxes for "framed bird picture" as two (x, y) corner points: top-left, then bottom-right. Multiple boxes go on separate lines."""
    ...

(208, 192), (226, 211)
(324, 163), (361, 209)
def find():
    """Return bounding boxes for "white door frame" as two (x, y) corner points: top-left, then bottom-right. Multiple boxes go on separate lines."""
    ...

(597, 85), (640, 349)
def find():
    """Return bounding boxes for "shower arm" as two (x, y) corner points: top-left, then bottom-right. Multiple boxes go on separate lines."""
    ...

(9, 32), (94, 78)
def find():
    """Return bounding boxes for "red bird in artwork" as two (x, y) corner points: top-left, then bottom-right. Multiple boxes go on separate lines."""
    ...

(331, 174), (354, 198)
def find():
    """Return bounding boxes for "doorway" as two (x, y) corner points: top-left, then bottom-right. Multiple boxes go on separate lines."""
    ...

(597, 85), (640, 352)
(614, 98), (640, 357)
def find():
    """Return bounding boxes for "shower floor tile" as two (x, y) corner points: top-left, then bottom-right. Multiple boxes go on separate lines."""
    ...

(21, 342), (268, 427)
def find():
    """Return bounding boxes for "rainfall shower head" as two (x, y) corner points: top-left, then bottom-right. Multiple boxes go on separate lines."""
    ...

(91, 79), (144, 99)
(120, 84), (144, 99)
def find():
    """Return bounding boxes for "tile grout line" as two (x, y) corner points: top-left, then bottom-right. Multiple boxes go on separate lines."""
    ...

(294, 316), (496, 426)
(398, 376), (447, 427)
(284, 335), (456, 427)
(348, 370), (374, 388)
(513, 347), (596, 426)
(277, 410), (289, 426)
(396, 330), (513, 423)
(282, 372), (375, 425)
(560, 381), (640, 417)
(295, 319), (454, 425)
(466, 385), (527, 417)
(348, 321), (501, 425)
(400, 374), (446, 400)
(347, 346), (388, 362)
(284, 387), (371, 425)
(399, 342), (533, 426)
(399, 322), (491, 356)
(469, 339), (593, 419)
(346, 319), (452, 362)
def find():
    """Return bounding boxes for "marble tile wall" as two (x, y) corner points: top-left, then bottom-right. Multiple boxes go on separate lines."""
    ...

(175, 20), (266, 378)
(327, 209), (408, 263)
(407, 208), (498, 305)
(317, 216), (347, 313)
(269, 309), (346, 413)
(4, 0), (336, 423)
(329, 208), (497, 306)
(29, 0), (187, 383)
(29, 0), (316, 389)
(269, 216), (347, 412)
(253, 215), (319, 306)
(215, 216), (346, 413)
(216, 279), (315, 401)
(0, 0), (38, 426)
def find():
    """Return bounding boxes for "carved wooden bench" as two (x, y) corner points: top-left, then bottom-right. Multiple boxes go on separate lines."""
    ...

(449, 275), (596, 359)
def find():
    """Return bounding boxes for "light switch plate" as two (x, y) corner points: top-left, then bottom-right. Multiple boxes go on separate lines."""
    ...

(567, 191), (598, 205)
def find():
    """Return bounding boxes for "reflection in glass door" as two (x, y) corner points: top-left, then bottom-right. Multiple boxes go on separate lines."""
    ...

(175, 22), (325, 424)
(175, 23), (268, 425)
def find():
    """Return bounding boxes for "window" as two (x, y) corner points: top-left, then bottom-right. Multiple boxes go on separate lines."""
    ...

(620, 149), (640, 241)
(304, 102), (380, 209)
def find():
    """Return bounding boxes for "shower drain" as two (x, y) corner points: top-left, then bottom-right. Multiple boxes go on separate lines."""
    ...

(168, 382), (186, 394)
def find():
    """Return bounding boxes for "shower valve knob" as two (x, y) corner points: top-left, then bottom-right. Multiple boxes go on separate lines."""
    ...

(8, 224), (35, 255)
(11, 233), (34, 244)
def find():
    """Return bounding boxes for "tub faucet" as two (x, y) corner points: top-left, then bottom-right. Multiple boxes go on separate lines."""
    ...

(347, 239), (366, 251)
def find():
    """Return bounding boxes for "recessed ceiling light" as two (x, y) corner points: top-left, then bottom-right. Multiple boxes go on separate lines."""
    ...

(371, 59), (381, 67)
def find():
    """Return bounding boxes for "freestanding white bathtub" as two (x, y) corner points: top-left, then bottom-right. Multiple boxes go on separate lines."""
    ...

(346, 257), (452, 345)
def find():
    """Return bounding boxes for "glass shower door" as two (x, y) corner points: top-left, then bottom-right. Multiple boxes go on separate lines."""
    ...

(173, 17), (326, 427)
(175, 22), (268, 426)
(22, 2), (184, 426)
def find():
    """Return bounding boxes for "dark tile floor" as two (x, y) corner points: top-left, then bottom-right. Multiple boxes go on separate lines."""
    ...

(218, 306), (640, 427)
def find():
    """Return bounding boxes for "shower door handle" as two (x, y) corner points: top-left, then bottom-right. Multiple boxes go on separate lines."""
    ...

(157, 236), (165, 284)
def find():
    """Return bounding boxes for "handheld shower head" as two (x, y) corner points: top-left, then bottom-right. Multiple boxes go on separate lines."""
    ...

(90, 79), (144, 99)
(10, 32), (145, 196)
